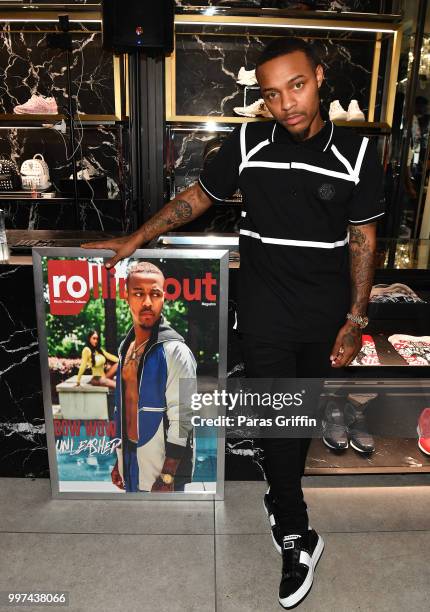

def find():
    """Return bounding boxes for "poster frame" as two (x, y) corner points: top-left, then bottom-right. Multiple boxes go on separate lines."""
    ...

(33, 247), (228, 501)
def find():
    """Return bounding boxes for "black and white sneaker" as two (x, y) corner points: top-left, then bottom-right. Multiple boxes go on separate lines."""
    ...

(278, 529), (324, 609)
(263, 488), (312, 556)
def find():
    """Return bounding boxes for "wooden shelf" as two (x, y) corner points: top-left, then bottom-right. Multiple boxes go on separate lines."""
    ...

(332, 120), (391, 134)
(0, 114), (124, 126)
(0, 194), (120, 202)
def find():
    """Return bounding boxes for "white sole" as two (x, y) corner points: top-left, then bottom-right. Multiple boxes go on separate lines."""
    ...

(278, 536), (325, 609)
(349, 439), (374, 454)
(347, 115), (365, 121)
(330, 114), (348, 121)
(322, 437), (348, 450)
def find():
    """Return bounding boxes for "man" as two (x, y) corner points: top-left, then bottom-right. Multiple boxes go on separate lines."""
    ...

(83, 38), (384, 608)
(111, 260), (197, 493)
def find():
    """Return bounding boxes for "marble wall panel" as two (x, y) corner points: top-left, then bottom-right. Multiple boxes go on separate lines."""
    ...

(0, 264), (48, 478)
(0, 23), (130, 231)
(174, 28), (383, 121)
(0, 24), (114, 115)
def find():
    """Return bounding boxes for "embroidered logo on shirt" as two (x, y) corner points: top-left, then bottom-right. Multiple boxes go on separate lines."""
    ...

(318, 183), (336, 201)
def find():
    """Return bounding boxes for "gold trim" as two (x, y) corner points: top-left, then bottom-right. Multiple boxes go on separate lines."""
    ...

(386, 27), (403, 127)
(166, 115), (269, 123)
(113, 55), (122, 120)
(125, 54), (130, 118)
(174, 14), (399, 32)
(368, 32), (382, 123)
(165, 55), (174, 121)
(0, 11), (101, 25)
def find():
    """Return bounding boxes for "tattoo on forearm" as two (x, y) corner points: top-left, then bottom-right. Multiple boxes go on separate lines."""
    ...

(349, 225), (376, 315)
(146, 198), (193, 234)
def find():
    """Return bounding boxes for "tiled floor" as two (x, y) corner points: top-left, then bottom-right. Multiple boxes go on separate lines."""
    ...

(0, 475), (429, 611)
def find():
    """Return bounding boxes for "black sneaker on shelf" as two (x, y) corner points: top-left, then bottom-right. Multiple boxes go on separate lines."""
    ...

(344, 402), (375, 454)
(278, 529), (324, 609)
(322, 399), (348, 450)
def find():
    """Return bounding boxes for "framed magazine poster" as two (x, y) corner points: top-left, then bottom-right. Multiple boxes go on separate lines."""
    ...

(33, 248), (228, 500)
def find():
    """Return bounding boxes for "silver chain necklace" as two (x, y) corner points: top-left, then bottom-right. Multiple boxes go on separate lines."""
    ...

(130, 338), (149, 360)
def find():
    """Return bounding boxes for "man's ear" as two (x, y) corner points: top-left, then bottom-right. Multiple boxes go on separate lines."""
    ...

(315, 64), (324, 89)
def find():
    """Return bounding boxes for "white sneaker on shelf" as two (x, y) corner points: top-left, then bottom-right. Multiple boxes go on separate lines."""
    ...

(233, 98), (272, 118)
(347, 100), (365, 121)
(329, 100), (348, 121)
(237, 67), (257, 86)
(13, 94), (58, 115)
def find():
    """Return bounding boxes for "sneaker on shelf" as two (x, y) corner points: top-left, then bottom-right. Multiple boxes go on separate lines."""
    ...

(347, 100), (365, 121)
(329, 0), (350, 10)
(278, 529), (324, 609)
(329, 100), (348, 121)
(322, 398), (348, 450)
(233, 98), (272, 118)
(344, 401), (375, 454)
(13, 94), (58, 115)
(237, 66), (257, 86)
(417, 407), (430, 456)
(263, 488), (313, 555)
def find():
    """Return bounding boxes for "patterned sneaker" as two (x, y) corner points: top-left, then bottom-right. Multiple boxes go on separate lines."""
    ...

(329, 100), (348, 121)
(233, 98), (272, 118)
(347, 99), (365, 121)
(344, 401), (375, 454)
(13, 94), (58, 114)
(237, 67), (257, 86)
(278, 529), (324, 609)
(263, 488), (312, 555)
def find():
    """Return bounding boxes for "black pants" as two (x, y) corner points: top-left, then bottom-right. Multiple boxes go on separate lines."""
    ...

(242, 334), (343, 534)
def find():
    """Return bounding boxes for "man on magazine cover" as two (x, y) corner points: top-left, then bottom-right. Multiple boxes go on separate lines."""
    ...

(111, 260), (197, 493)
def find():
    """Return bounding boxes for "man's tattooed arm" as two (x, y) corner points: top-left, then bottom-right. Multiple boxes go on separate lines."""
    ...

(330, 223), (378, 366)
(81, 182), (213, 267)
(348, 223), (377, 316)
(136, 183), (213, 244)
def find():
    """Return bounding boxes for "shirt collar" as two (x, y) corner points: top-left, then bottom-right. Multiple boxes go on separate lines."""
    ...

(271, 119), (334, 153)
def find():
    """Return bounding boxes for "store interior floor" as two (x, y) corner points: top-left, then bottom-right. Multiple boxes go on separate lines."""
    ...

(0, 475), (429, 612)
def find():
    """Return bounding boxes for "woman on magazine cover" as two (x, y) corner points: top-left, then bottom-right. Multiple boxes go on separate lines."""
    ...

(76, 329), (118, 389)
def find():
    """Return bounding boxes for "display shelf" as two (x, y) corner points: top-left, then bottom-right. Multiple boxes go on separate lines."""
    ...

(167, 117), (391, 134)
(177, 6), (403, 25)
(0, 114), (124, 126)
(0, 195), (120, 202)
(306, 438), (430, 474)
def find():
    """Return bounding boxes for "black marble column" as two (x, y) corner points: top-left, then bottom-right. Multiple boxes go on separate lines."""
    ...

(0, 264), (48, 478)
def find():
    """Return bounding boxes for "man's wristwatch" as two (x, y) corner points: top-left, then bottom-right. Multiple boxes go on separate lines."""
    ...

(346, 313), (369, 329)
(160, 473), (174, 485)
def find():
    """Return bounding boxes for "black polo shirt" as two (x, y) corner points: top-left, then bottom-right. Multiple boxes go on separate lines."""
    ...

(198, 119), (385, 343)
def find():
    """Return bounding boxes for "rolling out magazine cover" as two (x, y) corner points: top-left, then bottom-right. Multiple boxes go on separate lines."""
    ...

(33, 248), (228, 499)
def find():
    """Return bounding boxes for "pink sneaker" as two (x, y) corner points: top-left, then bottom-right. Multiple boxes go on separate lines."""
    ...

(417, 408), (430, 455)
(13, 94), (58, 114)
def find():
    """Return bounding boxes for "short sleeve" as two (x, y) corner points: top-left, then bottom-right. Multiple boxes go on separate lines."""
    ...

(347, 137), (386, 226)
(198, 125), (241, 202)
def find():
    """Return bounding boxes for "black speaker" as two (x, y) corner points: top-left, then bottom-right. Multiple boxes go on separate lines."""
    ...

(102, 0), (174, 55)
